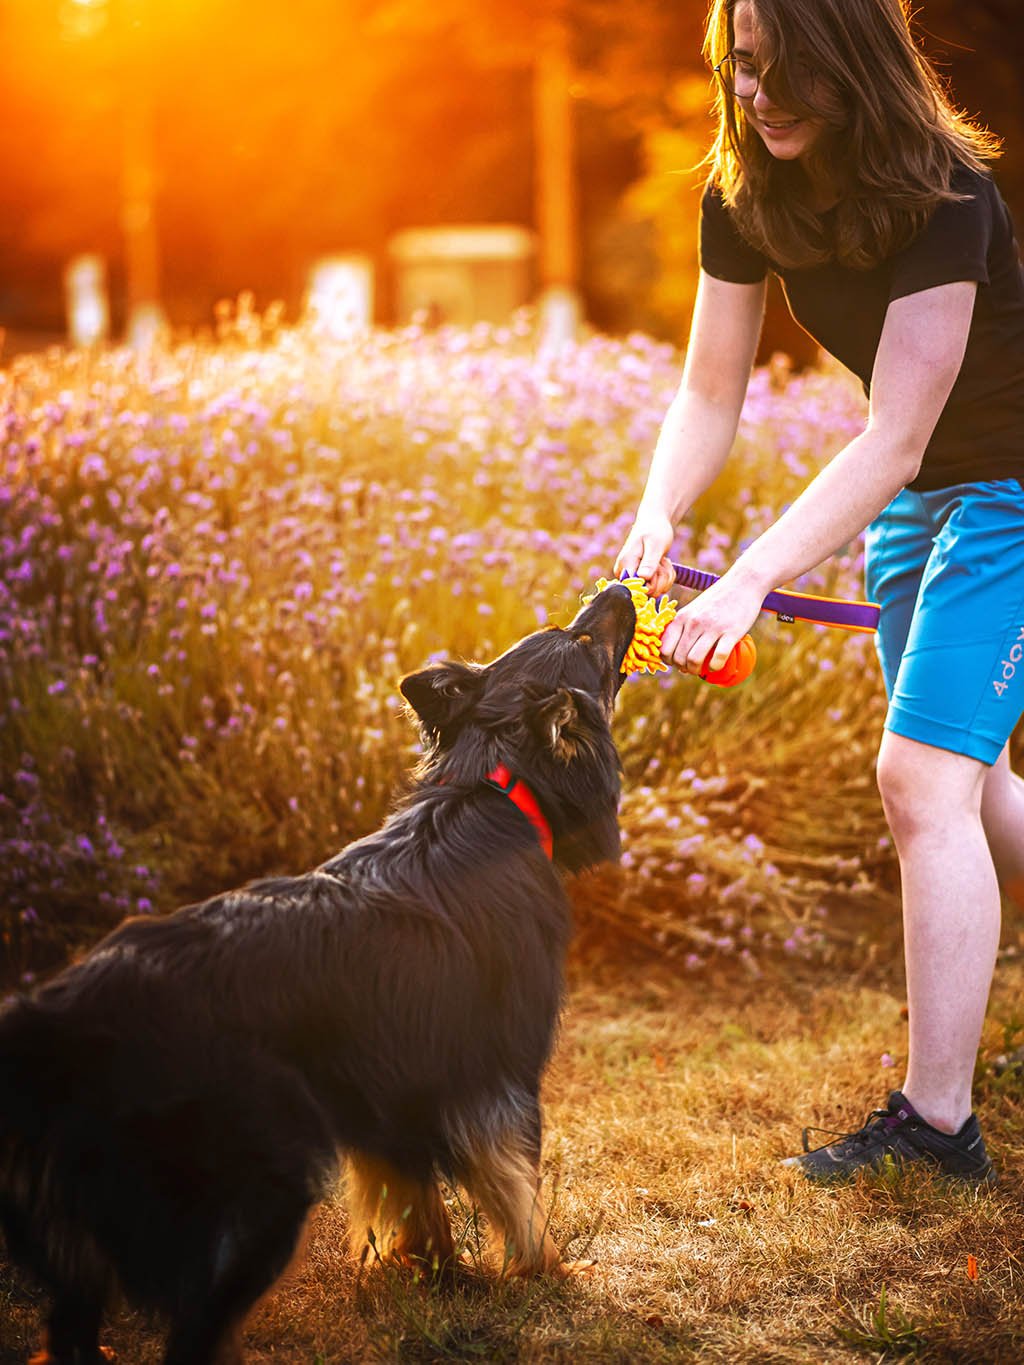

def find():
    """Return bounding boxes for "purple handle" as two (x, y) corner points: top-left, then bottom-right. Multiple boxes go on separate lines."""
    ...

(671, 561), (880, 633)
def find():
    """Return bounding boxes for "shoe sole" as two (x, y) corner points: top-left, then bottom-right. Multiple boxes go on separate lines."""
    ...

(782, 1154), (997, 1188)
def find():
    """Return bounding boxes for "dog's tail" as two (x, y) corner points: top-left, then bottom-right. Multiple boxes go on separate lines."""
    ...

(0, 992), (57, 1164)
(0, 994), (116, 1301)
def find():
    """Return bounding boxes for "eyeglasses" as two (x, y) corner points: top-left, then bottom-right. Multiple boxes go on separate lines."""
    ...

(713, 53), (761, 99)
(713, 53), (818, 103)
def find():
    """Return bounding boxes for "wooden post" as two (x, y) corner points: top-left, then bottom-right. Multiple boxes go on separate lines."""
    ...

(534, 10), (582, 345)
(116, 0), (165, 345)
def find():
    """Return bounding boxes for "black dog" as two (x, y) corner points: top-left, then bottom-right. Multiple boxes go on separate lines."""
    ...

(0, 583), (636, 1365)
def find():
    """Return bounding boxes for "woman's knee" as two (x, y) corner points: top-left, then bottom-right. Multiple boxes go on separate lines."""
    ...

(876, 732), (985, 844)
(875, 740), (922, 840)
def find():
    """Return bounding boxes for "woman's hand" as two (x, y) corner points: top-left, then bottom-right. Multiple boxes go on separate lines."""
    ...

(659, 568), (765, 675)
(614, 512), (676, 597)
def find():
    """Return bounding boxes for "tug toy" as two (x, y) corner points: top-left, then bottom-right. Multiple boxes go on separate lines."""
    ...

(585, 563), (880, 688)
(671, 562), (880, 634)
(586, 576), (757, 686)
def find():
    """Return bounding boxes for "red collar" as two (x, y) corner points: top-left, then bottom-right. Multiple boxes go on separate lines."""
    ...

(484, 763), (554, 860)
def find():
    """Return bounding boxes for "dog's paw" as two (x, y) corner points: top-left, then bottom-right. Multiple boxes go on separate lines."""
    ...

(552, 1257), (598, 1280)
(28, 1352), (116, 1365)
(500, 1252), (597, 1280)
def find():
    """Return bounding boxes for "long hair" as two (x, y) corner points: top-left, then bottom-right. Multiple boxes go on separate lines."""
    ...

(704, 0), (1002, 270)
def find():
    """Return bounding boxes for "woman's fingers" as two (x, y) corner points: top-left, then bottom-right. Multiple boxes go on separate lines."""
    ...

(645, 556), (676, 596)
(697, 634), (741, 675)
(661, 597), (744, 675)
(660, 614), (702, 671)
(615, 548), (673, 595)
(614, 516), (674, 585)
(616, 536), (658, 581)
(637, 545), (668, 586)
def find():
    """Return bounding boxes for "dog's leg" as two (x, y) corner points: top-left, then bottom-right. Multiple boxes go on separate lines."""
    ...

(161, 1288), (247, 1365)
(346, 1153), (454, 1272)
(161, 1195), (314, 1365)
(455, 1133), (564, 1278)
(162, 1316), (243, 1365)
(34, 1290), (109, 1365)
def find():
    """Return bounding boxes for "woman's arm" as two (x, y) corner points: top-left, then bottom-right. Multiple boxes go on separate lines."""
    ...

(662, 279), (979, 673)
(615, 270), (766, 594)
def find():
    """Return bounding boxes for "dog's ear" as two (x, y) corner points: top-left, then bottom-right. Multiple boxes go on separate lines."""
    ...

(526, 686), (581, 763)
(400, 661), (485, 737)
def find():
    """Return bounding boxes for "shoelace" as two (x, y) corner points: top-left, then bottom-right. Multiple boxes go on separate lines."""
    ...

(801, 1107), (895, 1155)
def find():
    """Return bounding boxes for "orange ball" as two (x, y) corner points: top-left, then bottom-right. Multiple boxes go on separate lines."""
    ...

(699, 634), (757, 687)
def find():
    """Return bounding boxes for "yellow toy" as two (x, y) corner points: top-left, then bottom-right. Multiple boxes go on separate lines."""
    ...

(586, 576), (678, 675)
(585, 576), (757, 685)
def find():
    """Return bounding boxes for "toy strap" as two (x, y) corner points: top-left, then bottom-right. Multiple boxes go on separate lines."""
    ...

(671, 562), (880, 634)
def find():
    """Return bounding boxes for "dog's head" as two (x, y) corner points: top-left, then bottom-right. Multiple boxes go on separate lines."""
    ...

(400, 584), (637, 872)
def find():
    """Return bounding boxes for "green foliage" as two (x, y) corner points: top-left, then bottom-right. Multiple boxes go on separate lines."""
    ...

(835, 1283), (928, 1358)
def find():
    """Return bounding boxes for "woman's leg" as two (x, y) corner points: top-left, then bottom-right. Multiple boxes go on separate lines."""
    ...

(876, 730), (1000, 1134)
(981, 742), (1024, 908)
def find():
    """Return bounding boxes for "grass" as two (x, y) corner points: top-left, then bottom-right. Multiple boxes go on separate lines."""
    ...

(4, 316), (1024, 1359)
(4, 940), (1024, 1364)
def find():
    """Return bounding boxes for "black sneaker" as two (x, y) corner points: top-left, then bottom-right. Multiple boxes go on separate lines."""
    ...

(783, 1091), (996, 1186)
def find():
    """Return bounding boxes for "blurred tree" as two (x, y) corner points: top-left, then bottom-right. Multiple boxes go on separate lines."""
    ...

(917, 0), (1024, 202)
(0, 0), (1018, 348)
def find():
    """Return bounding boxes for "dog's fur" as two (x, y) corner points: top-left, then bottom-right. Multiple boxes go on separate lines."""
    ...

(0, 584), (636, 1365)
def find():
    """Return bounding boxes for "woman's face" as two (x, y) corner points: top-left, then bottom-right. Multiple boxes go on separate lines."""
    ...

(731, 1), (826, 163)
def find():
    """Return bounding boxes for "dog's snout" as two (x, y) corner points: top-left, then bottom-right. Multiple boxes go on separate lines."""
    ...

(571, 584), (637, 668)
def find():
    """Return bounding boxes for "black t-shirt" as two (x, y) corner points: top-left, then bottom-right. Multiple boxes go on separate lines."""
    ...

(699, 165), (1024, 491)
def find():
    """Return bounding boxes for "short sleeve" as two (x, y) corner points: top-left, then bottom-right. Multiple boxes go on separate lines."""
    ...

(699, 181), (769, 284)
(888, 166), (994, 302)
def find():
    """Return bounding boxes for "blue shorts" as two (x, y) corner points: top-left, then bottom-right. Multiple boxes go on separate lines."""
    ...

(864, 479), (1024, 766)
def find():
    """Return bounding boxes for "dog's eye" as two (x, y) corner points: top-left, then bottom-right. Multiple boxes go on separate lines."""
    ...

(575, 634), (592, 645)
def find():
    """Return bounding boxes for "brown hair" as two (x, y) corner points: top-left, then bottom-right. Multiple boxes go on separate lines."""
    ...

(705, 0), (1002, 270)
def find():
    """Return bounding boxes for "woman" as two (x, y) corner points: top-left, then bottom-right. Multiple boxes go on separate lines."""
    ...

(616, 0), (1024, 1183)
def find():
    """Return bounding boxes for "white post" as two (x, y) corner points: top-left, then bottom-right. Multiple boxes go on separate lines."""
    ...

(538, 284), (582, 356)
(64, 254), (111, 348)
(305, 255), (375, 337)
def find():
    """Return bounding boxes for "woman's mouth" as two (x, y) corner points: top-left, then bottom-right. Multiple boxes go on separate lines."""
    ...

(760, 118), (802, 133)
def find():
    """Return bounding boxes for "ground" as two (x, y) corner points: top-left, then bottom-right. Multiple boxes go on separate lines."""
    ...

(3, 950), (1024, 1364)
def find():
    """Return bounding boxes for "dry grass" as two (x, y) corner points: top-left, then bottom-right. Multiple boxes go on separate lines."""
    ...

(4, 938), (1024, 1364)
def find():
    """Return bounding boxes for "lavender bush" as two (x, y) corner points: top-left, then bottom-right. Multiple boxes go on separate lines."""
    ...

(0, 302), (895, 984)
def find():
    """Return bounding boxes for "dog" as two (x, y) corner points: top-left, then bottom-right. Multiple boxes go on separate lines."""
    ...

(0, 582), (637, 1365)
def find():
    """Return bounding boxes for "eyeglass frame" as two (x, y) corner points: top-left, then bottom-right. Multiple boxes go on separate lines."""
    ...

(713, 52), (820, 105)
(712, 52), (762, 99)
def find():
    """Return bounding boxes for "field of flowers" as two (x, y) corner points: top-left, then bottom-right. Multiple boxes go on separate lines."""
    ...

(0, 301), (899, 987)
